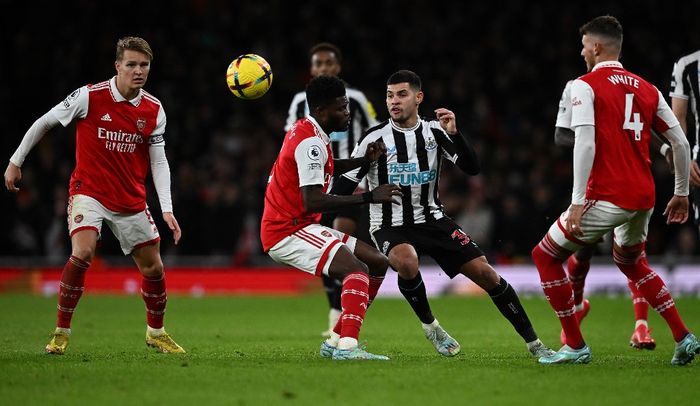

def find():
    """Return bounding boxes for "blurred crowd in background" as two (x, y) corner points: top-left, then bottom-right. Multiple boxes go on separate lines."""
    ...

(2, 0), (699, 265)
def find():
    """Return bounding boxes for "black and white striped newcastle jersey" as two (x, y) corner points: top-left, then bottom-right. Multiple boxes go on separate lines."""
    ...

(343, 118), (479, 229)
(670, 50), (700, 158)
(285, 86), (378, 159)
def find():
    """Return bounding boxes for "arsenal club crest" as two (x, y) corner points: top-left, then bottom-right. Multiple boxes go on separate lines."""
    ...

(136, 118), (147, 132)
(74, 214), (84, 224)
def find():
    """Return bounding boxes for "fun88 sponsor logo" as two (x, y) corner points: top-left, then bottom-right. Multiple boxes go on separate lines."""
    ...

(388, 163), (436, 185)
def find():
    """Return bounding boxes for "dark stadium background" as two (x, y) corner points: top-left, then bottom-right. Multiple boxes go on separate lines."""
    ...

(2, 0), (699, 266)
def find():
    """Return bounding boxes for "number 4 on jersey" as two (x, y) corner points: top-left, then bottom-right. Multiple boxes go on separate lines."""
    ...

(623, 93), (643, 141)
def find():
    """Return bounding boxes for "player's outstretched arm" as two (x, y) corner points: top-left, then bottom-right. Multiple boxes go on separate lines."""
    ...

(333, 141), (386, 175)
(302, 183), (401, 213)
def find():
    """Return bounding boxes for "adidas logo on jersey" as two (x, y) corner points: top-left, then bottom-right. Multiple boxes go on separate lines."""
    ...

(101, 114), (112, 122)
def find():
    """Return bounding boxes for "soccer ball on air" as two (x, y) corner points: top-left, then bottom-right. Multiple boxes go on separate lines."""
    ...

(226, 54), (273, 99)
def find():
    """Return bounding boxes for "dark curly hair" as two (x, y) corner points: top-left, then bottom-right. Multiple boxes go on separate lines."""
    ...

(306, 75), (346, 111)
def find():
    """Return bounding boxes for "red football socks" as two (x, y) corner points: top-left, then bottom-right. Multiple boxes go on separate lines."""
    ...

(627, 279), (649, 322)
(614, 252), (687, 342)
(56, 256), (90, 329)
(533, 245), (585, 348)
(142, 274), (167, 329)
(334, 272), (369, 340)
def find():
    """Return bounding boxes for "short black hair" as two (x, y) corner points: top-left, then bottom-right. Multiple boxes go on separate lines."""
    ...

(309, 42), (342, 64)
(579, 15), (623, 49)
(387, 70), (422, 91)
(306, 75), (346, 111)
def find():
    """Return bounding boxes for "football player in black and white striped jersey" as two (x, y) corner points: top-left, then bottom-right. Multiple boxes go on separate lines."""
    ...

(285, 43), (379, 337)
(334, 70), (554, 358)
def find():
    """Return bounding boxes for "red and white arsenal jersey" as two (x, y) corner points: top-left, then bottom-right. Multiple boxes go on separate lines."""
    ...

(570, 61), (679, 210)
(51, 77), (166, 212)
(260, 117), (334, 251)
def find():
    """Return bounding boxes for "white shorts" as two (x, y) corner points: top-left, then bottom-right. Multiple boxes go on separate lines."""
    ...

(67, 194), (160, 255)
(547, 200), (652, 252)
(267, 224), (357, 276)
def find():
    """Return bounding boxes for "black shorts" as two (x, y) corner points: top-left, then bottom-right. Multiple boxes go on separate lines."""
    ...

(372, 217), (484, 279)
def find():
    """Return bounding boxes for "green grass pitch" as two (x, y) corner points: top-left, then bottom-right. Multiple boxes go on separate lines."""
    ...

(1, 293), (699, 405)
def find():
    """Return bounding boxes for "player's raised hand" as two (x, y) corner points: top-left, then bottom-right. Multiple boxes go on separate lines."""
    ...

(435, 108), (457, 135)
(364, 141), (387, 162)
(163, 212), (182, 244)
(4, 162), (21, 192)
(663, 195), (689, 225)
(370, 184), (403, 205)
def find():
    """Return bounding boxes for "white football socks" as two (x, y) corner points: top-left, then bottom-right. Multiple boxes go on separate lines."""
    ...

(55, 327), (71, 336)
(421, 319), (440, 334)
(325, 332), (340, 347)
(147, 325), (165, 336)
(337, 337), (358, 350)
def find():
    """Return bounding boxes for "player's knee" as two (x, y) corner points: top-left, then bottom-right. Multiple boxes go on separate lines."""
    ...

(613, 243), (644, 264)
(139, 260), (164, 279)
(389, 255), (419, 279)
(71, 246), (96, 262)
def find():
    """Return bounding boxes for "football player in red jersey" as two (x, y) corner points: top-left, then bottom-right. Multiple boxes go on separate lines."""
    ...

(262, 75), (400, 360)
(4, 37), (184, 354)
(533, 16), (699, 365)
(285, 42), (380, 338)
(554, 78), (676, 350)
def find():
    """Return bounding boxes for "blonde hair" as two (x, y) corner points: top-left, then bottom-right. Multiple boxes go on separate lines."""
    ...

(116, 37), (153, 61)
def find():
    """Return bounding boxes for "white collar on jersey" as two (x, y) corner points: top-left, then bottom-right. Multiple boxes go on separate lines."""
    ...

(306, 116), (331, 144)
(390, 118), (420, 132)
(591, 60), (623, 71)
(109, 77), (143, 106)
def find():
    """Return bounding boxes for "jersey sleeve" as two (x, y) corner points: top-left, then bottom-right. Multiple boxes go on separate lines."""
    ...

(669, 57), (689, 100)
(570, 79), (595, 128)
(50, 86), (89, 126)
(555, 81), (573, 129)
(430, 122), (458, 162)
(653, 89), (681, 133)
(149, 105), (167, 145)
(294, 137), (328, 187)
